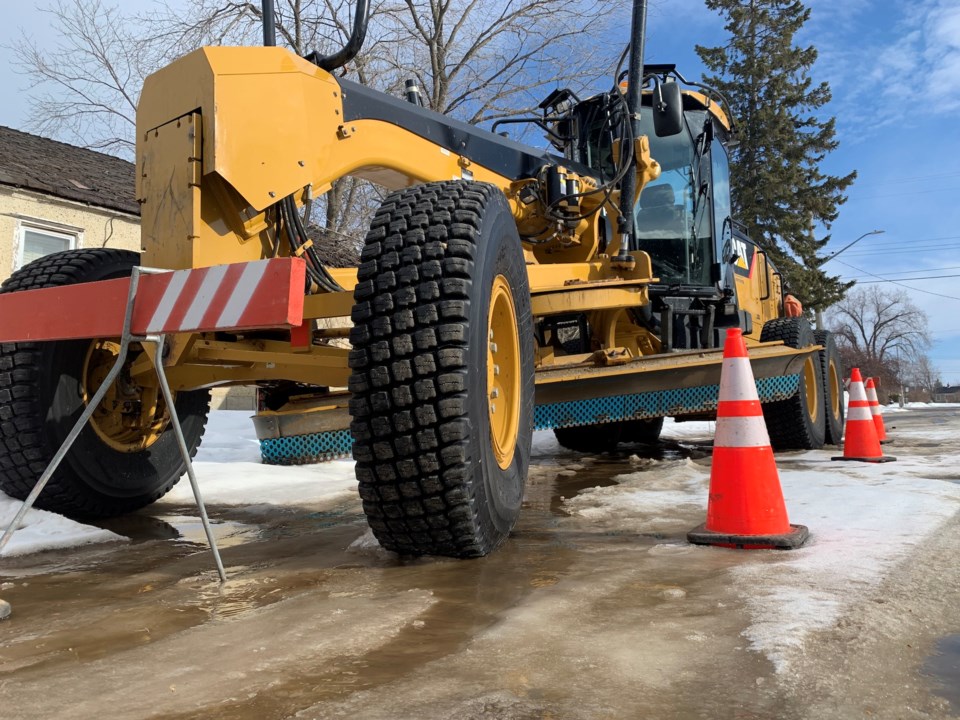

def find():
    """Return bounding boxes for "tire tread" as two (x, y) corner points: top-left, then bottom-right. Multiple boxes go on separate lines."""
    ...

(760, 317), (825, 450)
(348, 182), (521, 557)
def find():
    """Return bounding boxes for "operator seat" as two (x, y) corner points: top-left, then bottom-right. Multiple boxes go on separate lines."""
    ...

(634, 183), (687, 282)
(635, 184), (684, 239)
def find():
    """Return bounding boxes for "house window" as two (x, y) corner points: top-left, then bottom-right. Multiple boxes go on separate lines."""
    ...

(16, 222), (80, 270)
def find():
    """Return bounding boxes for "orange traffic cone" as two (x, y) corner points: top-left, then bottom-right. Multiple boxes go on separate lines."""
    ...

(688, 328), (808, 550)
(865, 378), (890, 444)
(832, 369), (896, 463)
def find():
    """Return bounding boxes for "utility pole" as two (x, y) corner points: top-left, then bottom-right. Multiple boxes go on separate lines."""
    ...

(896, 345), (905, 408)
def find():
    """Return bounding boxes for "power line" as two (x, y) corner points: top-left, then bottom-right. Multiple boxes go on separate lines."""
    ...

(832, 259), (960, 301)
(843, 244), (960, 258)
(842, 265), (960, 280)
(842, 240), (960, 253)
(823, 235), (960, 259)
(837, 234), (960, 248)
(852, 171), (960, 188)
(856, 273), (960, 284)
(845, 186), (960, 203)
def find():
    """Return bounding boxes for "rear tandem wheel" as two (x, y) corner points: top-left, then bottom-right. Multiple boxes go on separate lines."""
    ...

(814, 329), (845, 445)
(759, 317), (826, 450)
(553, 416), (664, 453)
(348, 181), (535, 558)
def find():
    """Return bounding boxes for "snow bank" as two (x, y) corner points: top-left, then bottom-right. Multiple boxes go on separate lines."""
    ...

(0, 410), (357, 557)
(0, 499), (125, 557)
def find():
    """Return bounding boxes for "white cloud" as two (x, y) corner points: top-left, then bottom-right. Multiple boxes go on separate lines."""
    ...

(924, 2), (960, 105)
(810, 0), (960, 137)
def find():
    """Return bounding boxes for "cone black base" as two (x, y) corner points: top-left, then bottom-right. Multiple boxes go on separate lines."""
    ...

(687, 523), (809, 550)
(831, 455), (896, 463)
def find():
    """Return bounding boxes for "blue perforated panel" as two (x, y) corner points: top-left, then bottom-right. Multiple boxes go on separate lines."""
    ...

(757, 374), (802, 402)
(258, 374), (801, 463)
(260, 429), (353, 465)
(534, 374), (800, 430)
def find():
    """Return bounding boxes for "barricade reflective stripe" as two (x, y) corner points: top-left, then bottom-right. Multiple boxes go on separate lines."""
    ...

(217, 262), (271, 329)
(146, 270), (192, 333)
(131, 258), (305, 335)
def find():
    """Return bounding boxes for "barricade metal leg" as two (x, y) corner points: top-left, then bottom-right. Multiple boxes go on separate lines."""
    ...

(149, 333), (226, 583)
(0, 267), (227, 583)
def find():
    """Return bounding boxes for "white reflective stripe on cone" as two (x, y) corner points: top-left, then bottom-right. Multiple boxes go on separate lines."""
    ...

(718, 357), (761, 402)
(714, 415), (772, 448)
(847, 405), (873, 422)
(848, 381), (868, 403)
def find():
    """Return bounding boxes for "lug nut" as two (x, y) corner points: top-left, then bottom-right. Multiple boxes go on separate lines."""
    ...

(490, 388), (500, 399)
(490, 342), (498, 353)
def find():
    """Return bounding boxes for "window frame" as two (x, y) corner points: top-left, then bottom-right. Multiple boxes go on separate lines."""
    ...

(13, 218), (83, 271)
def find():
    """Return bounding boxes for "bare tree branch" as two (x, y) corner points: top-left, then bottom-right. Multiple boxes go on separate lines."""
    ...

(827, 286), (933, 400)
(13, 0), (625, 252)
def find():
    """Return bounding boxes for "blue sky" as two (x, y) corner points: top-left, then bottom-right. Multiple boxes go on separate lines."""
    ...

(2, 0), (959, 383)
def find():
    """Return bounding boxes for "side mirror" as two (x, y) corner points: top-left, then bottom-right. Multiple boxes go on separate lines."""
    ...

(652, 81), (683, 137)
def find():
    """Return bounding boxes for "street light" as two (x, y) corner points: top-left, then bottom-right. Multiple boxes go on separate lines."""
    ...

(821, 229), (885, 264)
(814, 229), (885, 329)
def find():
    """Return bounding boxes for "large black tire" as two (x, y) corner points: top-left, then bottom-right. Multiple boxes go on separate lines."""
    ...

(623, 416), (665, 444)
(814, 329), (845, 445)
(759, 317), (826, 450)
(554, 416), (664, 453)
(0, 249), (210, 518)
(554, 422), (622, 453)
(348, 181), (534, 558)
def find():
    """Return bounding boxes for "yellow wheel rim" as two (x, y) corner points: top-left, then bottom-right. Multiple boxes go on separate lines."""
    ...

(828, 358), (841, 419)
(803, 354), (820, 421)
(487, 275), (521, 470)
(83, 340), (170, 453)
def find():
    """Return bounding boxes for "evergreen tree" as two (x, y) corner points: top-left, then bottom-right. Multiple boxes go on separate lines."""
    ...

(696, 0), (856, 310)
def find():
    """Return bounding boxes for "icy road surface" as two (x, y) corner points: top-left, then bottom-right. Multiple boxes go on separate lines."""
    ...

(1, 406), (959, 719)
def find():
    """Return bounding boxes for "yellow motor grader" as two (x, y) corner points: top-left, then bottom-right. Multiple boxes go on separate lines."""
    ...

(0, 0), (843, 558)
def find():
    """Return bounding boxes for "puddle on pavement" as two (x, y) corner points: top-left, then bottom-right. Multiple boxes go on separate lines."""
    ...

(0, 501), (370, 672)
(922, 474), (960, 484)
(169, 540), (592, 720)
(95, 504), (362, 548)
(522, 438), (710, 518)
(923, 633), (960, 714)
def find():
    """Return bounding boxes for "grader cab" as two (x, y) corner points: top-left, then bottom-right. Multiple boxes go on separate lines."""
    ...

(0, 1), (843, 559)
